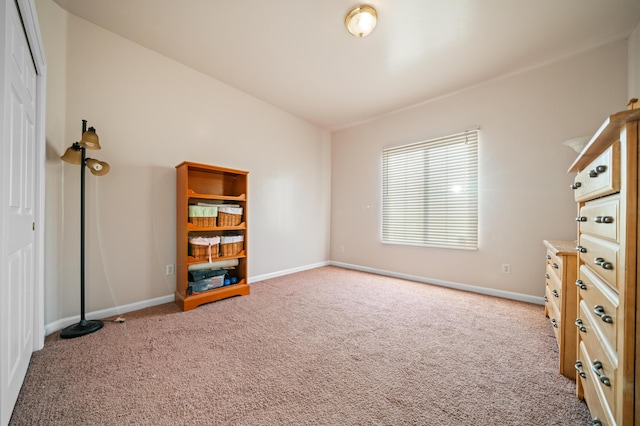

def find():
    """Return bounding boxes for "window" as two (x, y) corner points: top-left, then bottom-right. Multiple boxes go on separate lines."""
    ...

(382, 130), (478, 250)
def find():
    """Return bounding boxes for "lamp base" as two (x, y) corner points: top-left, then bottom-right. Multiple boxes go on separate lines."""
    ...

(60, 319), (104, 339)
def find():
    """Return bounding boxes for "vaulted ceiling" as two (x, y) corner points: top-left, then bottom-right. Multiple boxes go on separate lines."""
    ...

(53, 0), (640, 130)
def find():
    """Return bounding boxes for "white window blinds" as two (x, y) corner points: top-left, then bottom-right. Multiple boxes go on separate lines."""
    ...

(382, 130), (478, 250)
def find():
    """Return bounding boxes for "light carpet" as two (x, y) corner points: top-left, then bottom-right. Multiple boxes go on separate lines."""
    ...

(10, 266), (590, 425)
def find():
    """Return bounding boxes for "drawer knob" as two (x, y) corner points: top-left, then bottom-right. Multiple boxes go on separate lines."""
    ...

(545, 273), (550, 279)
(594, 257), (613, 270)
(575, 216), (587, 222)
(544, 296), (548, 302)
(550, 318), (558, 328)
(551, 289), (559, 298)
(552, 263), (559, 269)
(570, 182), (582, 190)
(591, 360), (611, 386)
(594, 216), (613, 224)
(575, 318), (586, 333)
(588, 166), (608, 177)
(593, 305), (613, 324)
(574, 360), (586, 378)
(576, 245), (587, 253)
(593, 417), (603, 426)
(546, 254), (551, 260)
(575, 280), (587, 290)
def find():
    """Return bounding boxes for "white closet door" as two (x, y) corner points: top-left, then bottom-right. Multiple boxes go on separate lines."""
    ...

(0, 0), (38, 424)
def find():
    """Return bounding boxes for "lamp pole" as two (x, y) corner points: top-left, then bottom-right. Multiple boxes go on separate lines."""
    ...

(60, 120), (104, 339)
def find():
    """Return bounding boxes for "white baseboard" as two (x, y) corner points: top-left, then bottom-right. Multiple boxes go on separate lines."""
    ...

(44, 294), (175, 336)
(45, 261), (542, 336)
(330, 261), (545, 305)
(44, 262), (331, 336)
(249, 261), (331, 283)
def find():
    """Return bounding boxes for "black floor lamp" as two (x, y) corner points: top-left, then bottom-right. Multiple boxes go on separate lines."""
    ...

(59, 120), (110, 339)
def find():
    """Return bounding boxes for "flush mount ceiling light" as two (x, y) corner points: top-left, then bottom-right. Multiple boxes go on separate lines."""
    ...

(345, 5), (377, 37)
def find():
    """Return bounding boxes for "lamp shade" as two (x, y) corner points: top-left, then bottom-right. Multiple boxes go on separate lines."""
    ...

(86, 158), (110, 176)
(79, 127), (101, 150)
(60, 146), (82, 164)
(345, 5), (377, 37)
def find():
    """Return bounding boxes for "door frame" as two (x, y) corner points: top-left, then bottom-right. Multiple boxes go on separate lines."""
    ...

(18, 0), (46, 351)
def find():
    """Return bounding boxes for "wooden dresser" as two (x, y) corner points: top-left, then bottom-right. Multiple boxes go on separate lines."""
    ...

(569, 108), (639, 426)
(543, 240), (578, 379)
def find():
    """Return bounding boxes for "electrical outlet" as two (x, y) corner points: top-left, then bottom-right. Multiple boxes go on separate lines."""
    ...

(166, 264), (175, 275)
(339, 245), (345, 253)
(502, 264), (511, 274)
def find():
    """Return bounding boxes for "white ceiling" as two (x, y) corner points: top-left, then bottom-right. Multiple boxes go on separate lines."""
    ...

(52, 0), (640, 131)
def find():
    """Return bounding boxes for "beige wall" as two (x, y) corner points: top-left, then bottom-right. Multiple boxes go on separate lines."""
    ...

(331, 40), (628, 299)
(37, 0), (68, 326)
(35, 0), (636, 328)
(629, 20), (640, 100)
(36, 0), (331, 327)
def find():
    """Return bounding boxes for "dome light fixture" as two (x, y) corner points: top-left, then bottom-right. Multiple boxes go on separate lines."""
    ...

(345, 5), (378, 38)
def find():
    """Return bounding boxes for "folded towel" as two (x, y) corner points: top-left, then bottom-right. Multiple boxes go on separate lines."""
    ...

(188, 236), (220, 246)
(218, 206), (243, 215)
(188, 205), (218, 217)
(220, 235), (244, 244)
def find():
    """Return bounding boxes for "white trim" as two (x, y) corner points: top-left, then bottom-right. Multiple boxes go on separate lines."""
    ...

(44, 294), (176, 336)
(248, 261), (330, 283)
(44, 262), (333, 335)
(330, 261), (545, 305)
(17, 0), (46, 75)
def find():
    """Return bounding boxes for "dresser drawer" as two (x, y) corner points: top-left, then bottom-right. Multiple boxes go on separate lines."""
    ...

(546, 249), (563, 282)
(545, 285), (561, 341)
(572, 143), (620, 202)
(576, 341), (616, 426)
(578, 194), (619, 243)
(545, 262), (562, 301)
(542, 240), (578, 380)
(576, 305), (616, 412)
(577, 266), (618, 354)
(578, 234), (619, 291)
